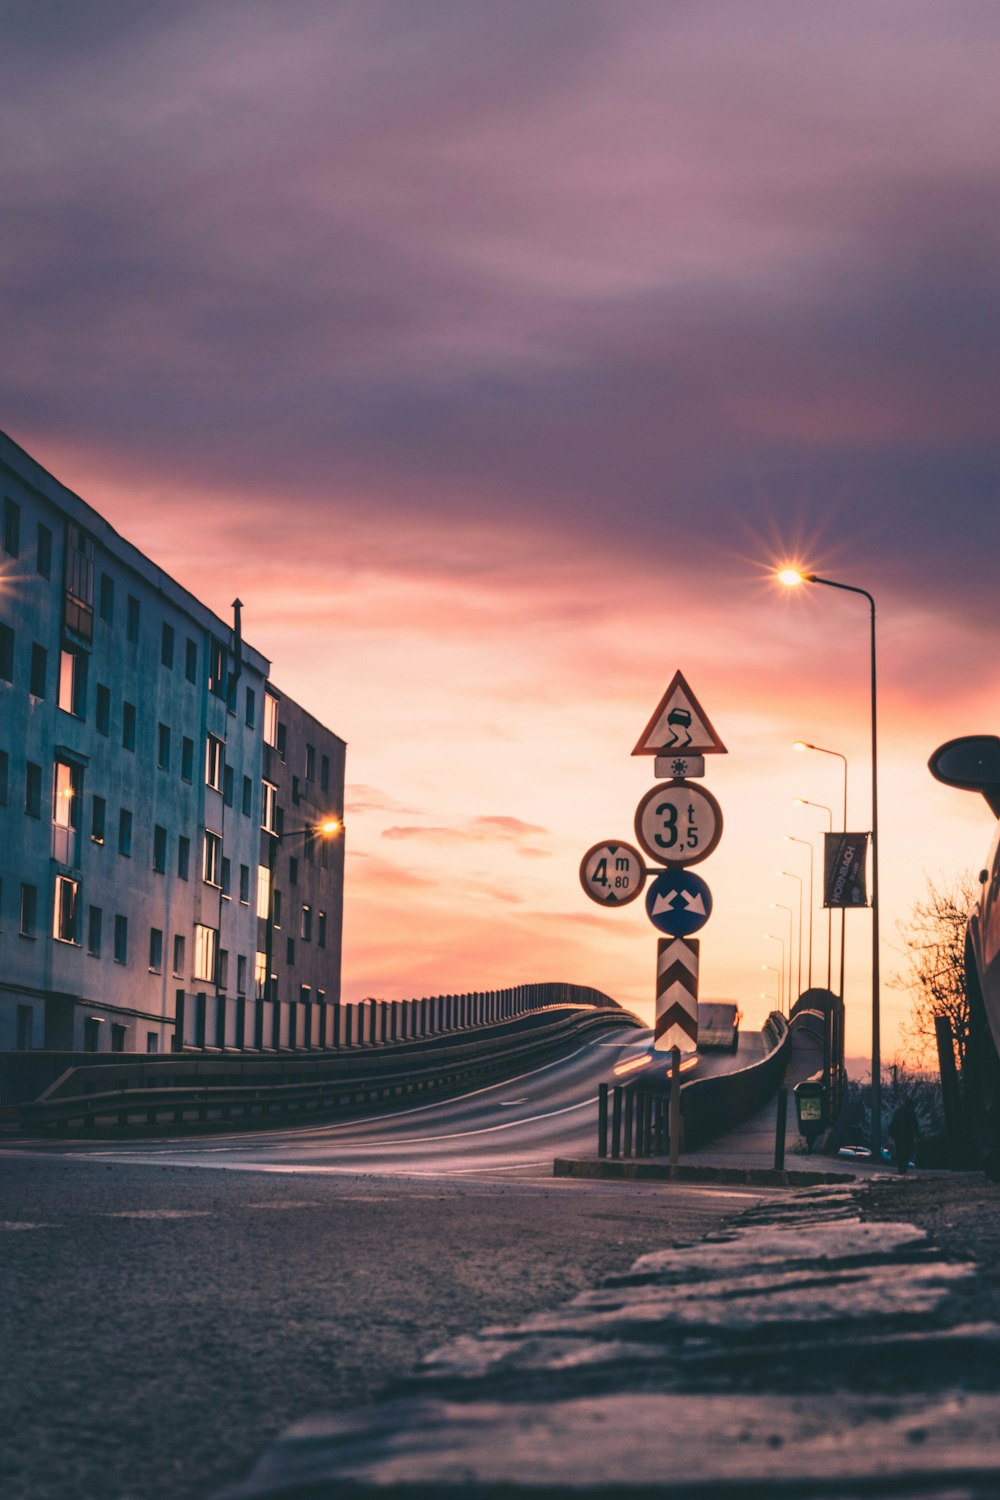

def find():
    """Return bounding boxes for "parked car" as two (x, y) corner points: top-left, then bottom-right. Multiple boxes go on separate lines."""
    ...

(928, 735), (1000, 1168)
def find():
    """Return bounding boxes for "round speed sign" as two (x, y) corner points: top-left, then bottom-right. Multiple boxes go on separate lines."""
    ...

(634, 781), (723, 867)
(579, 840), (646, 907)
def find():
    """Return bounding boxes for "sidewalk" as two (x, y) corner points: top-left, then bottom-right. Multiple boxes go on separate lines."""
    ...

(220, 1181), (1000, 1498)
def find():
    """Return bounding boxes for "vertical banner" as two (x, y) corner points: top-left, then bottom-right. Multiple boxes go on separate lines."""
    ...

(654, 936), (699, 1051)
(824, 832), (870, 908)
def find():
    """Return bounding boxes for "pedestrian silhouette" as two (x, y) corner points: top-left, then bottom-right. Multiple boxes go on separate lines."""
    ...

(889, 1098), (919, 1174)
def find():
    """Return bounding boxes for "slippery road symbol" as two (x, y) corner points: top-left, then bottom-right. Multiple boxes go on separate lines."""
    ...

(665, 707), (693, 747)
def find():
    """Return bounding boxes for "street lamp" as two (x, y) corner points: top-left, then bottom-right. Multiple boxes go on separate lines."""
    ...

(761, 963), (783, 1014)
(765, 934), (786, 1013)
(793, 741), (849, 1005)
(262, 817), (344, 1050)
(781, 567), (882, 1160)
(783, 835), (814, 989)
(777, 868), (803, 1003)
(769, 901), (794, 1007)
(794, 799), (833, 990)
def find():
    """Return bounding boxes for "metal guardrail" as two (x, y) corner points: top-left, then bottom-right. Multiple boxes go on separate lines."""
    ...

(597, 1012), (790, 1159)
(19, 1005), (642, 1135)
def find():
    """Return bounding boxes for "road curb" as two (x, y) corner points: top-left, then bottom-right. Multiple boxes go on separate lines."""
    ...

(553, 1156), (857, 1186)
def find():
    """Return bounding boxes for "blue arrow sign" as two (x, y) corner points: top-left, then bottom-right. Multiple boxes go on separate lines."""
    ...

(644, 868), (713, 937)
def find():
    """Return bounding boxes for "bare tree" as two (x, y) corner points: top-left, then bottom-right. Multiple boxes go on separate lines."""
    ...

(894, 872), (976, 1071)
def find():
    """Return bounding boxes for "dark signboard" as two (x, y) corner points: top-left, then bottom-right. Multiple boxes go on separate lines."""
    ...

(824, 832), (869, 908)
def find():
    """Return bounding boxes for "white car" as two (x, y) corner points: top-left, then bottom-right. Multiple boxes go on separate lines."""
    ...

(928, 734), (1000, 1168)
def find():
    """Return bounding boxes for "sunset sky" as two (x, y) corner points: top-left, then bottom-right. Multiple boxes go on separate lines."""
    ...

(3, 1), (999, 1059)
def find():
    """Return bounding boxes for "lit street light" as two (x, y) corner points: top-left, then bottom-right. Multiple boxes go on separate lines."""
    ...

(765, 934), (786, 1013)
(762, 963), (783, 1014)
(777, 867), (803, 1003)
(262, 817), (344, 1050)
(769, 901), (794, 1008)
(794, 741), (848, 1006)
(780, 567), (882, 1160)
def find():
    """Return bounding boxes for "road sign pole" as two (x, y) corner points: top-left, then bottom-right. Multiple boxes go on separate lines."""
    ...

(669, 1046), (681, 1166)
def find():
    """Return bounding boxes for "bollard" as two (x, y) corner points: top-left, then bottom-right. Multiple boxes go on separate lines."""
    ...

(774, 1087), (788, 1170)
(623, 1088), (634, 1158)
(598, 1083), (609, 1158)
(611, 1086), (623, 1159)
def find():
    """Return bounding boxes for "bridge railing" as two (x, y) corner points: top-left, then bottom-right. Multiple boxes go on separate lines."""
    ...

(598, 1012), (789, 1159)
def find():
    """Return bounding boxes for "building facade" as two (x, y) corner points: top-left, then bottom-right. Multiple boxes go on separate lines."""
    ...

(0, 431), (345, 1053)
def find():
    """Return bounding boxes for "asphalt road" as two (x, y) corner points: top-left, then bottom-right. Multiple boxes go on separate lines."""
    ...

(1, 1025), (768, 1500)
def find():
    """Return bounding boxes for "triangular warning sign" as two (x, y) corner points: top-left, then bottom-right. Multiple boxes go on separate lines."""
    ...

(632, 671), (727, 757)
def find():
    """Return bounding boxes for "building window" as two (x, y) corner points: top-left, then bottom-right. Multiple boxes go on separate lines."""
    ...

(30, 643), (47, 699)
(237, 955), (248, 995)
(185, 638), (197, 683)
(172, 933), (185, 976)
(2, 496), (21, 556)
(58, 648), (88, 717)
(149, 927), (163, 972)
(245, 688), (256, 727)
(276, 721), (287, 760)
(122, 701), (136, 751)
(305, 744), (315, 782)
(254, 951), (267, 1000)
(83, 1018), (101, 1052)
(114, 914), (128, 964)
(221, 856), (231, 897)
(0, 749), (8, 806)
(261, 780), (278, 834)
(87, 905), (102, 955)
(263, 690), (279, 747)
(53, 875), (79, 943)
(273, 889), (282, 928)
(208, 638), (226, 698)
(301, 904), (312, 941)
(181, 735), (194, 782)
(153, 823), (167, 873)
(218, 948), (229, 992)
(193, 924), (217, 983)
(52, 758), (81, 864)
(178, 835), (190, 880)
(36, 522), (52, 579)
(95, 683), (110, 735)
(286, 936), (295, 965)
(25, 761), (42, 818)
(19, 883), (37, 937)
(147, 1033), (159, 1054)
(16, 1005), (33, 1050)
(161, 622), (174, 668)
(91, 795), (106, 844)
(256, 864), (271, 920)
(291, 775), (300, 806)
(318, 910), (327, 949)
(126, 594), (140, 644)
(64, 525), (95, 642)
(203, 830), (222, 887)
(321, 754), (330, 793)
(242, 775), (253, 817)
(206, 734), (224, 790)
(99, 572), (115, 624)
(239, 863), (250, 904)
(223, 764), (234, 807)
(157, 723), (171, 770)
(118, 807), (133, 857)
(0, 623), (13, 682)
(111, 1024), (127, 1052)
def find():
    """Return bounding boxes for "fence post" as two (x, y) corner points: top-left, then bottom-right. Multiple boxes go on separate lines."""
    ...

(669, 1047), (681, 1166)
(623, 1088), (634, 1158)
(598, 1083), (609, 1157)
(611, 1086), (622, 1158)
(934, 1014), (965, 1168)
(774, 1087), (788, 1171)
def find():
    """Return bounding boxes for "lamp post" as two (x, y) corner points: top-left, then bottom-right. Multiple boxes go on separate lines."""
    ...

(780, 569), (881, 1160)
(762, 964), (783, 1014)
(794, 799), (833, 990)
(263, 817), (343, 1051)
(794, 741), (848, 1005)
(765, 934), (786, 1013)
(769, 901), (794, 1008)
(783, 835), (814, 990)
(777, 868), (803, 1003)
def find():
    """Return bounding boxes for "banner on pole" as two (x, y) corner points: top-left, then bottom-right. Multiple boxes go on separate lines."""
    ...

(824, 832), (869, 908)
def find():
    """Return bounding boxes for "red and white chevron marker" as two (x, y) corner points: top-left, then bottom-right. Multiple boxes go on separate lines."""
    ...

(654, 936), (699, 1052)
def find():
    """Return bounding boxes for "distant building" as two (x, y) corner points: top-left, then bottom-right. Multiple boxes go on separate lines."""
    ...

(0, 431), (345, 1053)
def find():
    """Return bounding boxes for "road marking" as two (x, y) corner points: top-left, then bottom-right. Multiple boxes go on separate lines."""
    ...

(1, 1220), (58, 1231)
(499, 1098), (529, 1107)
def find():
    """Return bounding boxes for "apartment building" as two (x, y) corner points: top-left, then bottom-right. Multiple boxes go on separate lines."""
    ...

(0, 431), (345, 1053)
